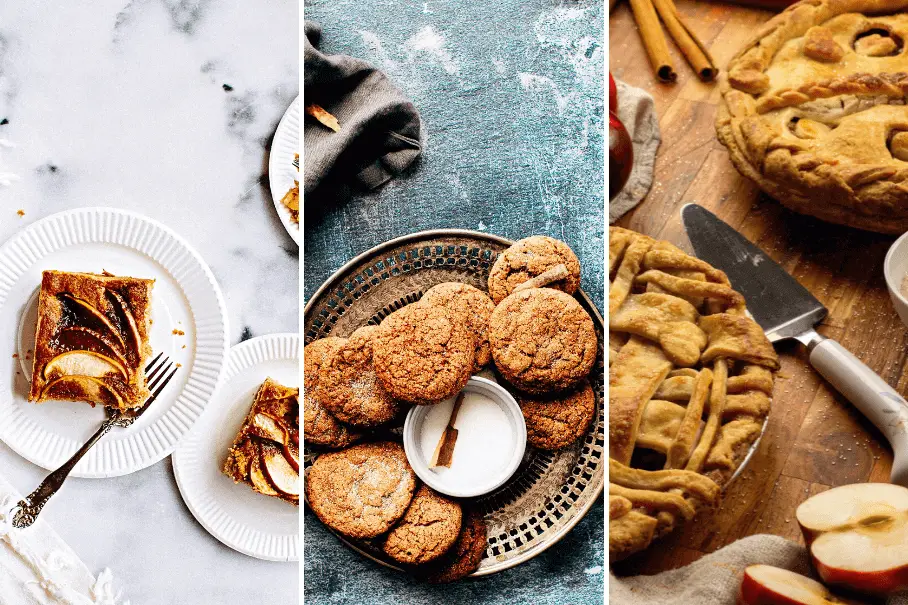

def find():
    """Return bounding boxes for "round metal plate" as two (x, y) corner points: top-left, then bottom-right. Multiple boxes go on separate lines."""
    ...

(304, 229), (604, 577)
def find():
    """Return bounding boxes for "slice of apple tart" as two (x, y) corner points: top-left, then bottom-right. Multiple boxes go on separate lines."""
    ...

(29, 270), (154, 410)
(223, 377), (300, 505)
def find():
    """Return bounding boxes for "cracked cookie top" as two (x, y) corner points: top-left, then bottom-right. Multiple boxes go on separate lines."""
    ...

(305, 441), (417, 539)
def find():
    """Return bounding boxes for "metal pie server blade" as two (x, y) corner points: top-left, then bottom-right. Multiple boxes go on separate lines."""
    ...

(681, 204), (827, 342)
(681, 203), (908, 487)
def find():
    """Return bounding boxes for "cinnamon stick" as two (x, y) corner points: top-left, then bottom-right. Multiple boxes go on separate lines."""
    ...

(429, 392), (466, 469)
(651, 0), (717, 82)
(629, 0), (677, 83)
(513, 264), (570, 293)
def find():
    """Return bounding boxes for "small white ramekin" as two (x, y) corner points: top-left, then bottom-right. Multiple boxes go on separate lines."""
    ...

(403, 376), (526, 498)
(884, 231), (908, 329)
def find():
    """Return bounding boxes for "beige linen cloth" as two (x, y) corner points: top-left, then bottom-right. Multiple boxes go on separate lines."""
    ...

(609, 79), (660, 224)
(610, 534), (908, 605)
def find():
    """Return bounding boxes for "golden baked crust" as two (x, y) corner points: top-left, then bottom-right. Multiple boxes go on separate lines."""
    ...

(223, 377), (300, 505)
(717, 0), (908, 233)
(29, 270), (154, 410)
(608, 227), (779, 560)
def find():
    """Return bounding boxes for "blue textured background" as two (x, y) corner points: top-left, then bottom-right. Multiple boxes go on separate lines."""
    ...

(303, 1), (604, 603)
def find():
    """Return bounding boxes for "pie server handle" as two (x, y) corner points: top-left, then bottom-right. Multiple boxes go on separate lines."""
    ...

(807, 334), (908, 487)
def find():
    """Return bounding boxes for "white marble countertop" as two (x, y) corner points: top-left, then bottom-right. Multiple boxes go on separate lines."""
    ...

(0, 1), (298, 602)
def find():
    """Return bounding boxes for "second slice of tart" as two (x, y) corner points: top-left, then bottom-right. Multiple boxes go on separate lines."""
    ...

(223, 377), (300, 505)
(29, 270), (154, 410)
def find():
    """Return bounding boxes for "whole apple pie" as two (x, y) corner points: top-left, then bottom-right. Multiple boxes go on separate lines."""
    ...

(29, 270), (154, 410)
(224, 377), (300, 505)
(717, 0), (908, 233)
(609, 227), (779, 560)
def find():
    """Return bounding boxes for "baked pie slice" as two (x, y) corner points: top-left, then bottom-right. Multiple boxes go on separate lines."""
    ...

(718, 0), (908, 233)
(609, 227), (780, 560)
(29, 270), (154, 410)
(224, 377), (300, 505)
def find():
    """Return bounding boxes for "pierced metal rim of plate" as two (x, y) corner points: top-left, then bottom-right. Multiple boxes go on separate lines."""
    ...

(303, 228), (605, 577)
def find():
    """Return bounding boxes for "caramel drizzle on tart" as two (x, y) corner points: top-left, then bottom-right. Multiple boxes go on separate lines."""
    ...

(608, 228), (779, 561)
(39, 288), (142, 408)
(717, 1), (908, 233)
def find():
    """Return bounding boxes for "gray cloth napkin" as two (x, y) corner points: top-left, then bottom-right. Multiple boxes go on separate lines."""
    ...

(609, 79), (660, 224)
(304, 22), (422, 204)
(611, 534), (908, 605)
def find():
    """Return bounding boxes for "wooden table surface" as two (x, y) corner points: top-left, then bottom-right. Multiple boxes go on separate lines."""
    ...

(610, 0), (901, 575)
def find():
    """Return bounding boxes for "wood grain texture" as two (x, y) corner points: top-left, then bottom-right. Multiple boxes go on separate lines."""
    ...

(611, 0), (900, 574)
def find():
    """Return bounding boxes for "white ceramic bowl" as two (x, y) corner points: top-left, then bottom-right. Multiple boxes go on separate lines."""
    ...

(403, 376), (526, 498)
(884, 231), (908, 328)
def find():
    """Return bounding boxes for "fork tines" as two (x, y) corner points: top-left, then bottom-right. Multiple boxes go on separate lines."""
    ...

(141, 354), (178, 412)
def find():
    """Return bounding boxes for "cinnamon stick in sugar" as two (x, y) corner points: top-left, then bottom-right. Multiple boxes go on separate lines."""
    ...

(629, 0), (677, 83)
(651, 0), (717, 81)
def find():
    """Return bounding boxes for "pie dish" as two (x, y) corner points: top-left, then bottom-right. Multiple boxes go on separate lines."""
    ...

(717, 0), (908, 233)
(224, 377), (300, 505)
(608, 227), (780, 560)
(29, 270), (154, 410)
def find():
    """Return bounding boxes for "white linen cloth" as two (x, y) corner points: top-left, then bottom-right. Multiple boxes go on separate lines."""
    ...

(0, 475), (127, 605)
(609, 79), (660, 224)
(611, 534), (908, 605)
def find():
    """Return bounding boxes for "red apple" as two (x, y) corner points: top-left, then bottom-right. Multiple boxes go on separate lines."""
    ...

(796, 483), (908, 596)
(610, 112), (634, 200)
(609, 73), (618, 114)
(740, 565), (847, 605)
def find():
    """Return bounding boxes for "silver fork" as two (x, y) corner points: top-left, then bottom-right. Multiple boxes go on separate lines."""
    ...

(11, 353), (178, 529)
(292, 156), (299, 169)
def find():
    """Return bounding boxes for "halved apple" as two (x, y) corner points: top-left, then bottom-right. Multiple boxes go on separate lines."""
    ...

(250, 413), (288, 444)
(797, 483), (908, 596)
(39, 375), (125, 408)
(58, 293), (126, 351)
(44, 351), (128, 381)
(740, 565), (852, 605)
(261, 442), (298, 497)
(249, 447), (279, 497)
(283, 443), (300, 473)
(56, 327), (127, 367)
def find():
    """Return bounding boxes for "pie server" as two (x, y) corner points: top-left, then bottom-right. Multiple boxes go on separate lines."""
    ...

(681, 204), (908, 487)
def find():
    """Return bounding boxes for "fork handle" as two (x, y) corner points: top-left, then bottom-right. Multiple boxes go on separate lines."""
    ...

(12, 417), (117, 528)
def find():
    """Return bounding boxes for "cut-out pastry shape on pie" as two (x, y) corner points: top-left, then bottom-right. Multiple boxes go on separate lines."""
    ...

(29, 270), (154, 410)
(223, 377), (300, 505)
(717, 0), (908, 233)
(609, 227), (779, 561)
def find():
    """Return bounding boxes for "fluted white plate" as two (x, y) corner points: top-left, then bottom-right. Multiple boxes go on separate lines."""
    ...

(0, 208), (229, 478)
(172, 333), (299, 562)
(269, 96), (300, 245)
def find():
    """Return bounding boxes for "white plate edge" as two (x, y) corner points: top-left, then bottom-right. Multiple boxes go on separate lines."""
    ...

(0, 207), (231, 478)
(172, 333), (300, 562)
